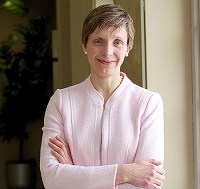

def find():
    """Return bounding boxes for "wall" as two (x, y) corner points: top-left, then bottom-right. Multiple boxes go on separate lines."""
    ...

(145, 0), (194, 188)
(69, 0), (92, 85)
(54, 0), (93, 88)
(54, 0), (72, 90)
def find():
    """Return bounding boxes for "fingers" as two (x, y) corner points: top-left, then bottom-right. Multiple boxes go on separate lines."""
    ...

(126, 160), (165, 188)
(55, 136), (66, 145)
(144, 170), (165, 189)
(149, 163), (165, 189)
(147, 159), (163, 166)
(146, 159), (165, 179)
(48, 136), (73, 164)
(49, 137), (67, 157)
(51, 148), (67, 164)
(48, 139), (63, 156)
(55, 136), (72, 157)
(143, 171), (165, 189)
(156, 166), (165, 176)
(152, 172), (165, 187)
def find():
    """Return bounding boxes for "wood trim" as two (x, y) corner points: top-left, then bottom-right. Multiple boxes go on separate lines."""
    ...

(191, 0), (200, 188)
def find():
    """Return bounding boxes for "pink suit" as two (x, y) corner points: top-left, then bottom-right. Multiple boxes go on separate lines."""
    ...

(40, 73), (164, 189)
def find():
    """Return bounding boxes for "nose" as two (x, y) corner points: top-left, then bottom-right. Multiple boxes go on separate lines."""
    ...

(101, 42), (114, 57)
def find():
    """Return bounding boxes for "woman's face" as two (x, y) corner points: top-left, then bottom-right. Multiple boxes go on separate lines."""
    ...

(82, 25), (129, 78)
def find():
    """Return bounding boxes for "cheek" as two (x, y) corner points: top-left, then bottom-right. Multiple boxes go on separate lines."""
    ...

(117, 51), (126, 60)
(87, 48), (99, 58)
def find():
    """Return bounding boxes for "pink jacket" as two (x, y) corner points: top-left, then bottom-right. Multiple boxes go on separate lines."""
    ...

(40, 73), (164, 189)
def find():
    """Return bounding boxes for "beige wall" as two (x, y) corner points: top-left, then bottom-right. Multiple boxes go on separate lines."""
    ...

(145, 0), (194, 188)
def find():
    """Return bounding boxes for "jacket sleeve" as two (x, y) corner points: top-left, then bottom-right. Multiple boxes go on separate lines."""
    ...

(40, 89), (117, 189)
(134, 92), (164, 164)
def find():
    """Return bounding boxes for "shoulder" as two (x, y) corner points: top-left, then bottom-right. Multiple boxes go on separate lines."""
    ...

(125, 77), (160, 98)
(46, 81), (86, 114)
(135, 84), (163, 107)
(52, 80), (85, 99)
(49, 78), (90, 107)
(123, 77), (163, 108)
(132, 85), (164, 113)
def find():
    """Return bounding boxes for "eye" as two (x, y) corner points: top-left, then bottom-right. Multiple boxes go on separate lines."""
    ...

(114, 40), (123, 46)
(93, 39), (103, 46)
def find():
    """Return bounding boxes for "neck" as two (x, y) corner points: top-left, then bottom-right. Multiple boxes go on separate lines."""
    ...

(90, 73), (123, 105)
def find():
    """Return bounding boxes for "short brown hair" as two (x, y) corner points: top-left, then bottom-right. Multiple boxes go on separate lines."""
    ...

(82, 4), (135, 51)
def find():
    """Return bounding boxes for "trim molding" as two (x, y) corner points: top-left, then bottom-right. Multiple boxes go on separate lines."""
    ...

(191, 0), (200, 188)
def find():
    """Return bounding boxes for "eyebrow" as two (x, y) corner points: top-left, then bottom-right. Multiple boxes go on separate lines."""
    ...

(92, 36), (127, 42)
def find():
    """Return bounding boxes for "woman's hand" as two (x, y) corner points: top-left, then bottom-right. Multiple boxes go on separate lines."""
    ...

(48, 136), (73, 164)
(116, 159), (165, 189)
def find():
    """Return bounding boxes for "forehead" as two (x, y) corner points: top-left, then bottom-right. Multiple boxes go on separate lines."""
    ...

(90, 25), (128, 39)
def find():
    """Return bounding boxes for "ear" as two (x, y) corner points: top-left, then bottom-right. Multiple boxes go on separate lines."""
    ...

(126, 50), (130, 57)
(82, 44), (87, 54)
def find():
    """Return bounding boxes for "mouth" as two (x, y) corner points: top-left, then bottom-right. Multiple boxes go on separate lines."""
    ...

(97, 59), (115, 65)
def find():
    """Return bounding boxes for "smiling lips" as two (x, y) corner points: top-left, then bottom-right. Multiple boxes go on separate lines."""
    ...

(97, 59), (115, 65)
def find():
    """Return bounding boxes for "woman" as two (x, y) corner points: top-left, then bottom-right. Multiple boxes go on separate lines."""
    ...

(40, 4), (165, 189)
